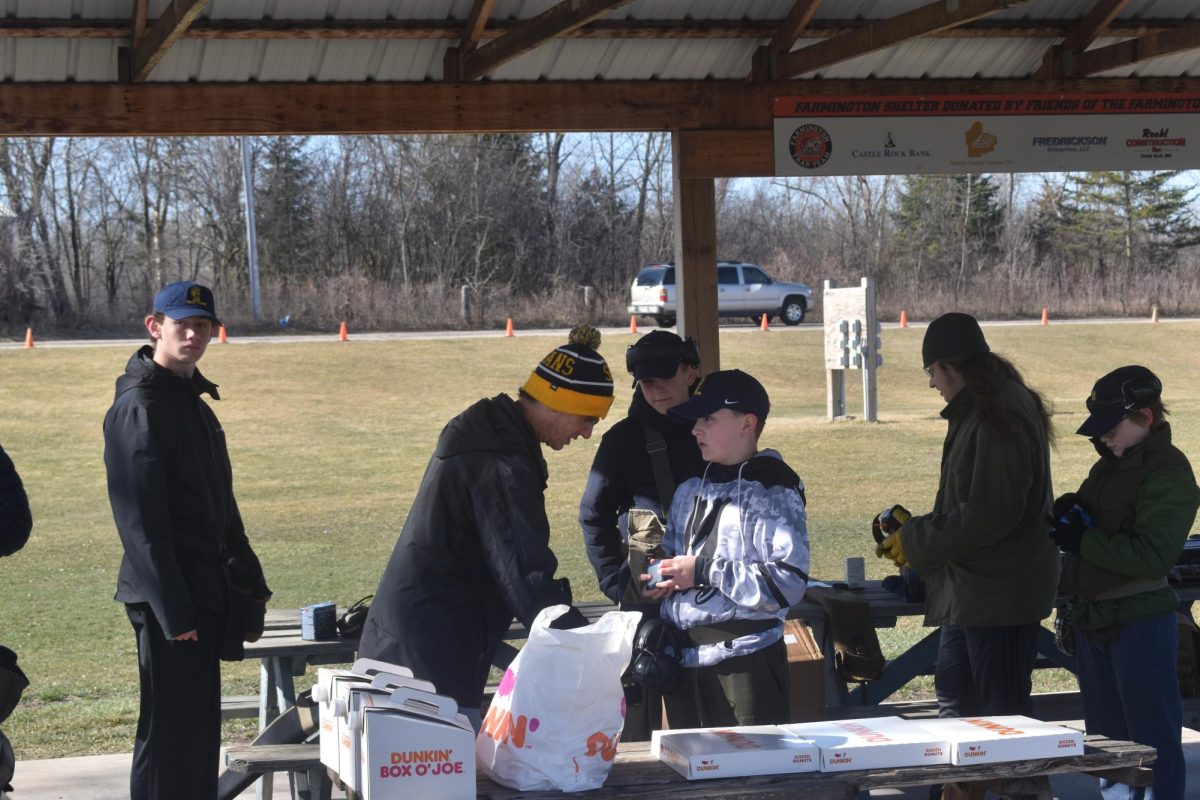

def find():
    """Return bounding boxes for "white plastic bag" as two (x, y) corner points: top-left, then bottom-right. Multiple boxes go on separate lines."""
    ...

(476, 605), (641, 792)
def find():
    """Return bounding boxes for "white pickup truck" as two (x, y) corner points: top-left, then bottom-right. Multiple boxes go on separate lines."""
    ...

(628, 261), (814, 328)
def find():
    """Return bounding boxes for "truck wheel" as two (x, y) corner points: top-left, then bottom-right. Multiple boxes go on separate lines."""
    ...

(781, 298), (807, 325)
(654, 316), (676, 328)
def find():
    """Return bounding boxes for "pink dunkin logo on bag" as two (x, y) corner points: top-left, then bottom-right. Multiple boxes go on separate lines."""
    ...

(480, 668), (540, 749)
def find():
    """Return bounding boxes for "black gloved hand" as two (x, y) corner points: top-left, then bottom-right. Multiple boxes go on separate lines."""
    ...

(1048, 506), (1089, 553)
(547, 606), (590, 630)
(1051, 493), (1080, 520)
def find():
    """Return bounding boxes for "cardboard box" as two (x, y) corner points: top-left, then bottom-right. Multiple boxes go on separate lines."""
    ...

(652, 725), (819, 780)
(783, 618), (825, 722)
(783, 716), (951, 772)
(314, 669), (370, 772)
(912, 716), (1084, 765)
(311, 659), (422, 778)
(359, 687), (476, 800)
(338, 675), (438, 794)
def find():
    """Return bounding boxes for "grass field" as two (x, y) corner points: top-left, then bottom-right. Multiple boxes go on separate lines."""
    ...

(1, 321), (1198, 759)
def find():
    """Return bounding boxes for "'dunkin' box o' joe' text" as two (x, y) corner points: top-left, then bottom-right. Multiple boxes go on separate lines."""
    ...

(783, 716), (951, 772)
(912, 716), (1084, 765)
(652, 725), (819, 780)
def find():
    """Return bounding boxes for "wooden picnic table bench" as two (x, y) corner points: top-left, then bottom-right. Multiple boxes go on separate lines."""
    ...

(225, 734), (1155, 800)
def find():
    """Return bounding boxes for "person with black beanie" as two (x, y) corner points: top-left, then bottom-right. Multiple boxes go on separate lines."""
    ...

(875, 313), (1059, 748)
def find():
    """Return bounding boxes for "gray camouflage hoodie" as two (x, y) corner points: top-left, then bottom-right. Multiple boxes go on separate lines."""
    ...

(661, 449), (810, 667)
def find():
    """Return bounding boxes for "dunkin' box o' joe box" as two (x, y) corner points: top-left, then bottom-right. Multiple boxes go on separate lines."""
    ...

(782, 716), (951, 772)
(912, 716), (1084, 765)
(359, 687), (476, 800)
(651, 725), (819, 780)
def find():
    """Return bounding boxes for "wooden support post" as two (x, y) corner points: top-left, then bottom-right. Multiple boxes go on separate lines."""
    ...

(671, 132), (720, 374)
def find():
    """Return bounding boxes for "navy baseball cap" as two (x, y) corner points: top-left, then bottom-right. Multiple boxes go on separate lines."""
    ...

(154, 281), (220, 325)
(669, 369), (769, 422)
(1076, 365), (1162, 437)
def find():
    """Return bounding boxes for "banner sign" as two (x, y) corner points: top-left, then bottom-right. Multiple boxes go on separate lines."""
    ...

(773, 93), (1200, 176)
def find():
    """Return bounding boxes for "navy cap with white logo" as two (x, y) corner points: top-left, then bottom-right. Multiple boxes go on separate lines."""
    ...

(153, 280), (220, 326)
(668, 369), (770, 422)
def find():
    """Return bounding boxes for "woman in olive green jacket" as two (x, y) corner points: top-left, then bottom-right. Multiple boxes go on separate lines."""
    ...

(877, 312), (1059, 719)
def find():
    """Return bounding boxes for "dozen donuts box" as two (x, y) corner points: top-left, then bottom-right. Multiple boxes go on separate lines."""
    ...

(911, 716), (1084, 765)
(358, 686), (476, 800)
(651, 725), (819, 780)
(782, 716), (951, 772)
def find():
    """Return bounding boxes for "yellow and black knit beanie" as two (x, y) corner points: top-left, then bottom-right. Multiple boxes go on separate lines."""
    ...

(522, 324), (614, 419)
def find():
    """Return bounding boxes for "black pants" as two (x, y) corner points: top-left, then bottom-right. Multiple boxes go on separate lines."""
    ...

(668, 639), (790, 728)
(934, 622), (1039, 718)
(127, 604), (224, 800)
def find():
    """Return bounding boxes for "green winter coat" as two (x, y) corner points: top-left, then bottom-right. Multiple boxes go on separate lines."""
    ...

(903, 379), (1060, 627)
(1066, 423), (1199, 630)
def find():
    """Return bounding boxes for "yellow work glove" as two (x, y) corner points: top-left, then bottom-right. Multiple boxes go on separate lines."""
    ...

(875, 531), (909, 567)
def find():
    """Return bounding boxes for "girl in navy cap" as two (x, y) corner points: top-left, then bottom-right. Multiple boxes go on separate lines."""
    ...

(1053, 366), (1199, 800)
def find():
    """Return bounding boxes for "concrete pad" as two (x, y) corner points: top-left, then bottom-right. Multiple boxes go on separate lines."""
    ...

(9, 751), (348, 800)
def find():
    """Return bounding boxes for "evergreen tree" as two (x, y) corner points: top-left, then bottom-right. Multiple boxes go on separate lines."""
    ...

(890, 173), (1003, 297)
(1051, 170), (1200, 278)
(255, 136), (318, 285)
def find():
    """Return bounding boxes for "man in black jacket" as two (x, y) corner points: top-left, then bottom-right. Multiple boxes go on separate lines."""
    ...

(359, 325), (614, 731)
(578, 330), (704, 740)
(104, 281), (269, 800)
(0, 445), (31, 557)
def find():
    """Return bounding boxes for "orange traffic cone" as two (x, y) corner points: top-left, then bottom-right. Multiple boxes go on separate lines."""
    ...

(899, 309), (908, 328)
(23, 327), (33, 349)
(338, 321), (348, 341)
(760, 313), (770, 331)
(218, 325), (228, 343)
(1040, 308), (1049, 326)
(1151, 305), (1159, 323)
(505, 318), (514, 337)
(629, 315), (639, 334)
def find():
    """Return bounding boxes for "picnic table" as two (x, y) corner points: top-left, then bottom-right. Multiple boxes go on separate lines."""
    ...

(225, 735), (1156, 800)
(246, 579), (1200, 728)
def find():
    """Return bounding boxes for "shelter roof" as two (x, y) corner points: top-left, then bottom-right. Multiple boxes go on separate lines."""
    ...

(0, 0), (1197, 136)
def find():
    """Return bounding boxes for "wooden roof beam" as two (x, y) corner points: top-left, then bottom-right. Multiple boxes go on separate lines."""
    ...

(1033, 0), (1132, 78)
(752, 0), (823, 81)
(3, 77), (1200, 137)
(0, 17), (1180, 41)
(444, 0), (496, 81)
(129, 0), (209, 82)
(776, 0), (1029, 78)
(461, 0), (635, 81)
(132, 0), (148, 44)
(1075, 22), (1200, 76)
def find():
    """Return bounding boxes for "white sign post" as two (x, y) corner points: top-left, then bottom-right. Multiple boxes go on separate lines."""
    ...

(824, 277), (880, 422)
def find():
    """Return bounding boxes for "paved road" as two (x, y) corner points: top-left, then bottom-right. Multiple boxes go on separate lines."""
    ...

(2, 316), (1196, 350)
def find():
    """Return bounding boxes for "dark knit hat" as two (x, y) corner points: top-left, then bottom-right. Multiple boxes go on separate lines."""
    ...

(522, 324), (615, 418)
(922, 312), (989, 367)
(1076, 365), (1162, 437)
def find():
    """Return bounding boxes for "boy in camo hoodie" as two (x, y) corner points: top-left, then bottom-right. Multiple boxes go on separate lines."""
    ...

(644, 369), (809, 727)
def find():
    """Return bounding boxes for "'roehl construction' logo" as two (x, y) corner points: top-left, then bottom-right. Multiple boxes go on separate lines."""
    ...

(789, 124), (833, 169)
